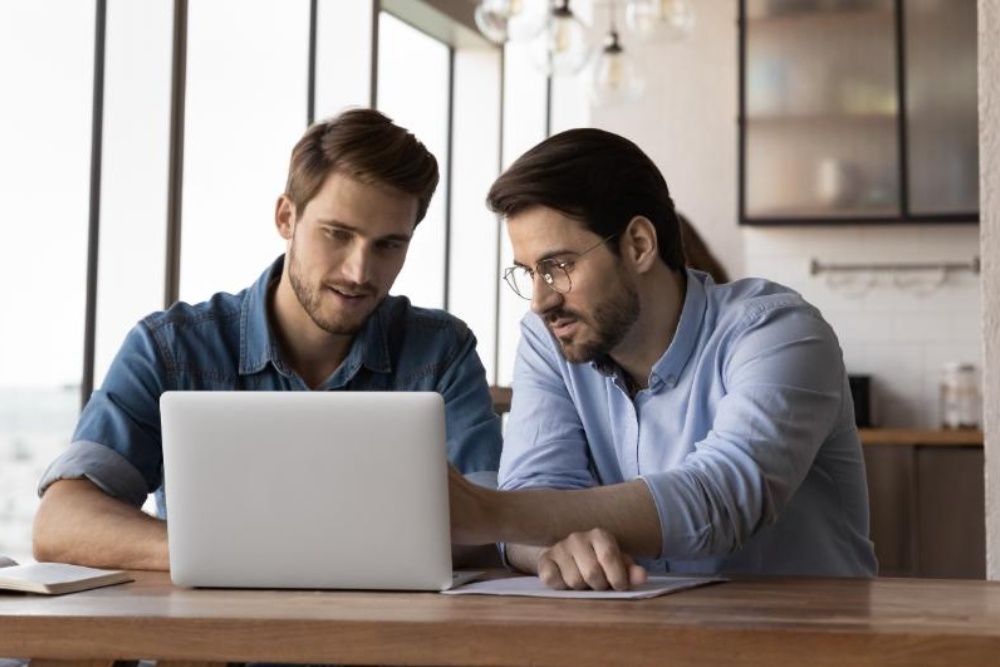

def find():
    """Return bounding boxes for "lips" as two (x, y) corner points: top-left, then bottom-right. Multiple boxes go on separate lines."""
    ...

(328, 284), (375, 300)
(547, 316), (578, 339)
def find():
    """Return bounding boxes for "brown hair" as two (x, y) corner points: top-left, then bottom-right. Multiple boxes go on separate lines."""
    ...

(486, 128), (686, 273)
(678, 213), (729, 283)
(285, 108), (439, 225)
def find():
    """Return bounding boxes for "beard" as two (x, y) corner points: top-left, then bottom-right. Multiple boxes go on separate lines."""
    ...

(287, 241), (376, 336)
(547, 271), (640, 364)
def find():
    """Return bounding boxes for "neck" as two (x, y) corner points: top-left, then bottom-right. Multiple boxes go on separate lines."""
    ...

(270, 276), (355, 389)
(610, 266), (686, 390)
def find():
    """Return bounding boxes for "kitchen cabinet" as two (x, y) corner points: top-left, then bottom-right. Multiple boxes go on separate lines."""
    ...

(739, 0), (978, 225)
(861, 428), (985, 579)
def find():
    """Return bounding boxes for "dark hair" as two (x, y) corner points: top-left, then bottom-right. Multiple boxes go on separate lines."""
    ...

(285, 108), (439, 225)
(486, 128), (685, 272)
(678, 213), (729, 283)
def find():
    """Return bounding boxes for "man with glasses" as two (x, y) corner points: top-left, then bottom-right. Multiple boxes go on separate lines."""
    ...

(448, 128), (877, 590)
(33, 109), (501, 570)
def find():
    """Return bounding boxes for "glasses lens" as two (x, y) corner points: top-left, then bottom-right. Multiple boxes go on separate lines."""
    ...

(543, 262), (571, 293)
(505, 267), (533, 300)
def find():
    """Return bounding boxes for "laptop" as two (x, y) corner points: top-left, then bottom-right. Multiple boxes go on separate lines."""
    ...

(160, 390), (469, 591)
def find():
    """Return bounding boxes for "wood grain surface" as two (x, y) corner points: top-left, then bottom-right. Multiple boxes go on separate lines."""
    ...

(2, 571), (999, 666)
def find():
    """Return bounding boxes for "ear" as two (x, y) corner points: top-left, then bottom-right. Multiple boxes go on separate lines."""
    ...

(275, 195), (296, 240)
(621, 216), (659, 273)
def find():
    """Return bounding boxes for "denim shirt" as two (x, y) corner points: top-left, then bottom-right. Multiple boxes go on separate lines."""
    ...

(39, 256), (502, 516)
(500, 270), (877, 577)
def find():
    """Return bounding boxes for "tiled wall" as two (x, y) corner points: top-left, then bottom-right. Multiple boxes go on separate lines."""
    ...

(744, 225), (982, 428)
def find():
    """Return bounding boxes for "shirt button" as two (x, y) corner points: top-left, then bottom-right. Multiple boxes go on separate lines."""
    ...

(665, 374), (677, 386)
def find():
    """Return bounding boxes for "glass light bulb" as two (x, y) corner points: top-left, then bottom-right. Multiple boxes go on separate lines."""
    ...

(475, 0), (547, 44)
(625, 0), (695, 42)
(507, 0), (548, 43)
(529, 3), (593, 77)
(590, 34), (645, 106)
(475, 0), (513, 44)
(660, 0), (695, 42)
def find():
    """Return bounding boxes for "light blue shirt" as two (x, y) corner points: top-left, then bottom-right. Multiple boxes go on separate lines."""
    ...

(39, 256), (501, 516)
(499, 270), (877, 577)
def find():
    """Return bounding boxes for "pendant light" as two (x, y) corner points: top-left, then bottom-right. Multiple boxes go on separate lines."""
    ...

(625, 0), (695, 42)
(529, 0), (594, 77)
(590, 6), (644, 106)
(473, 0), (548, 45)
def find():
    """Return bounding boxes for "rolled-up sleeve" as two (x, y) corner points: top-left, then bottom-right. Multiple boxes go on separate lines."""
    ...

(37, 322), (168, 507)
(641, 303), (845, 560)
(37, 440), (149, 508)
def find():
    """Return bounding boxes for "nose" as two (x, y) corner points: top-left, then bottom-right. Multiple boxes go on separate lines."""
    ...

(341, 242), (372, 285)
(530, 276), (562, 315)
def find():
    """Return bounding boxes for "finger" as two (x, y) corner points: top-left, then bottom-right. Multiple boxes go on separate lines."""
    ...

(590, 531), (631, 591)
(537, 551), (570, 590)
(572, 546), (612, 591)
(626, 557), (648, 587)
(542, 537), (602, 591)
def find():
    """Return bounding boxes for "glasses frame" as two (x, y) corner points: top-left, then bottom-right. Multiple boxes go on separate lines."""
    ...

(502, 234), (617, 301)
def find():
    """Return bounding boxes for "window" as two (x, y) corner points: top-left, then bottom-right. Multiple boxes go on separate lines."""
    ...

(0, 1), (554, 563)
(377, 11), (451, 310)
(0, 0), (96, 562)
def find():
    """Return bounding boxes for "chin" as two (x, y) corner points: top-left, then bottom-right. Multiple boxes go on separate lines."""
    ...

(557, 339), (600, 364)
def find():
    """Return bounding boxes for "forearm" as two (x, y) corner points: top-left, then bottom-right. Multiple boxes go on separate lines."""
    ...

(455, 474), (662, 557)
(506, 543), (546, 574)
(33, 479), (169, 570)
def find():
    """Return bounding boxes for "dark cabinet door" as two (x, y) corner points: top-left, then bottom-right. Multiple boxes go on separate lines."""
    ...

(904, 0), (979, 217)
(739, 0), (978, 226)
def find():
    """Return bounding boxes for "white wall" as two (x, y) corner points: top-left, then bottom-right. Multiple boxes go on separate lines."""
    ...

(592, 0), (742, 279)
(593, 0), (982, 430)
(978, 0), (999, 581)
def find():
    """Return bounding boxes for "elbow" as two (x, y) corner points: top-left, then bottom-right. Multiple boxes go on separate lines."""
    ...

(32, 480), (81, 563)
(32, 490), (61, 562)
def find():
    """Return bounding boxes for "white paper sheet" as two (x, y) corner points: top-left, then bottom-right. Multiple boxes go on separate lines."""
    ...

(441, 574), (724, 599)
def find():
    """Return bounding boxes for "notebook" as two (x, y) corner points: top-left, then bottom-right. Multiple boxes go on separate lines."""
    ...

(160, 390), (465, 591)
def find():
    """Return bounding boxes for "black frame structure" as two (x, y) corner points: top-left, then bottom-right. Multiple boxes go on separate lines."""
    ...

(737, 0), (979, 227)
(80, 0), (108, 407)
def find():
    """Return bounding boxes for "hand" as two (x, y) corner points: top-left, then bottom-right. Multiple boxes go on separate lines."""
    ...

(537, 528), (648, 591)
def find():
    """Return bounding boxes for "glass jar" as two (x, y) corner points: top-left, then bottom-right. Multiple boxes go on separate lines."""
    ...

(940, 362), (980, 430)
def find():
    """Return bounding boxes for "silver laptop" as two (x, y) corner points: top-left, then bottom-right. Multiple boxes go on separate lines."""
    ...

(160, 390), (461, 591)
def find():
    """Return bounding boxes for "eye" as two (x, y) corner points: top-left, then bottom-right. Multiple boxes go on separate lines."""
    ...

(323, 227), (353, 243)
(376, 239), (408, 253)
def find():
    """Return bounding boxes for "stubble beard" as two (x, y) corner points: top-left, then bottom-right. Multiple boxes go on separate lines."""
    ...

(552, 273), (640, 364)
(287, 242), (369, 336)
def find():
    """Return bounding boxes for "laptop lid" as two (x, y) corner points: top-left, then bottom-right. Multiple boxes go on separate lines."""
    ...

(160, 390), (454, 591)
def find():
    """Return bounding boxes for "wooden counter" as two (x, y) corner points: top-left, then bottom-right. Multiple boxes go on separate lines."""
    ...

(861, 428), (985, 579)
(859, 428), (984, 447)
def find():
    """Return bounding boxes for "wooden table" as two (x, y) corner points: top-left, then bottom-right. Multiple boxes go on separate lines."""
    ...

(2, 572), (1000, 667)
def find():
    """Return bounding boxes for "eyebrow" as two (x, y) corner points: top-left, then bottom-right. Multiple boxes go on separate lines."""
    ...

(319, 219), (412, 244)
(513, 247), (583, 269)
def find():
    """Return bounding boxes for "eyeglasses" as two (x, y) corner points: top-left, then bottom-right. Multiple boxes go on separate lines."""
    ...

(503, 235), (616, 301)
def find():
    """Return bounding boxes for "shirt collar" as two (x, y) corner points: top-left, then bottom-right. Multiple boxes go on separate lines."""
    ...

(240, 256), (285, 376)
(239, 255), (393, 379)
(648, 268), (706, 388)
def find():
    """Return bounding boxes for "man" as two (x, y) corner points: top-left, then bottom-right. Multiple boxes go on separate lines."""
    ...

(449, 128), (877, 590)
(34, 108), (501, 570)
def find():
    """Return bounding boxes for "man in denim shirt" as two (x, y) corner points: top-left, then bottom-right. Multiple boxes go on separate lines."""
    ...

(34, 108), (501, 571)
(448, 128), (876, 589)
